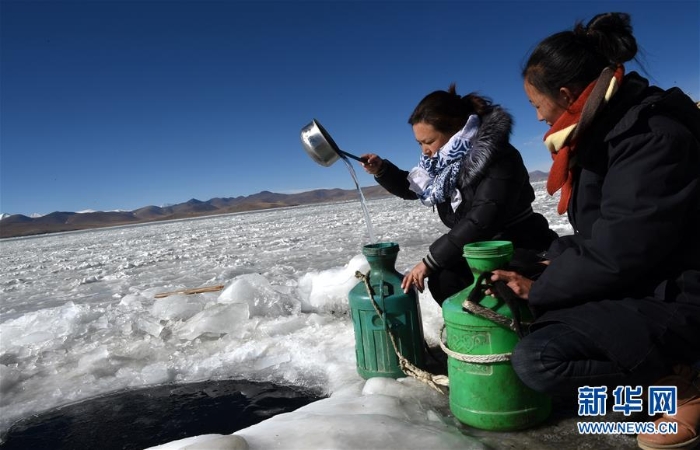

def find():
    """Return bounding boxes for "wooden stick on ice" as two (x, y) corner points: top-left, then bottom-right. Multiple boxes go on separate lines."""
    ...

(154, 284), (225, 299)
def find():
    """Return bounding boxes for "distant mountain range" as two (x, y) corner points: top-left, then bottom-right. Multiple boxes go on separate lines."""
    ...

(0, 186), (393, 239)
(1, 172), (549, 239)
(528, 170), (548, 182)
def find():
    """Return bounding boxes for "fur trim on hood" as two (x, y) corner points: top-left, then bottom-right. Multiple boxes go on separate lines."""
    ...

(459, 106), (514, 186)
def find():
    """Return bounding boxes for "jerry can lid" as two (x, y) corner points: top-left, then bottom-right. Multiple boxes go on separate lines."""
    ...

(363, 242), (399, 257)
(463, 241), (513, 258)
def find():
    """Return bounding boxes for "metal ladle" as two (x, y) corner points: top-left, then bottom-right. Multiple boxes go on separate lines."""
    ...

(300, 119), (368, 167)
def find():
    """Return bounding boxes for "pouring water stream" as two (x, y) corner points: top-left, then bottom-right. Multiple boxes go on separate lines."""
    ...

(339, 156), (376, 244)
(300, 119), (376, 245)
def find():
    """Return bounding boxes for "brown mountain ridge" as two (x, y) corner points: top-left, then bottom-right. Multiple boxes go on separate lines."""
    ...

(0, 186), (393, 239)
(1, 172), (549, 239)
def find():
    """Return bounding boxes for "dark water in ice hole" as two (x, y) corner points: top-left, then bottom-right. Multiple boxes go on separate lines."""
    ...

(0, 379), (324, 450)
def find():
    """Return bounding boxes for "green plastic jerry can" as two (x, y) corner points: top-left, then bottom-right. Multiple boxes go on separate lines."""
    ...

(442, 241), (551, 431)
(349, 242), (425, 379)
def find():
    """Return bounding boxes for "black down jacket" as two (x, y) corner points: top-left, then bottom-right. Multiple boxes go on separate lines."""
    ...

(529, 72), (700, 370)
(375, 106), (557, 271)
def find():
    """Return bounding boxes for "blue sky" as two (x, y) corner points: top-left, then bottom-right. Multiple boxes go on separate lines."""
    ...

(1, 0), (698, 216)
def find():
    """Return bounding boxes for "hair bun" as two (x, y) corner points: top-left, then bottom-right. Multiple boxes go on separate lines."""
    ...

(584, 12), (637, 64)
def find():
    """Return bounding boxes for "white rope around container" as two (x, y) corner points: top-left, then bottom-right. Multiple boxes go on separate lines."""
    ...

(439, 325), (512, 363)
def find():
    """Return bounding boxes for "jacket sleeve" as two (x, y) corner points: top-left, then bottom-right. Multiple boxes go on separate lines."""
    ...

(529, 118), (700, 310)
(428, 157), (526, 268)
(373, 160), (418, 200)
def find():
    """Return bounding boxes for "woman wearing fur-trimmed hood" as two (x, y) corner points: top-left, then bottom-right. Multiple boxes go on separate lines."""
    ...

(361, 84), (557, 304)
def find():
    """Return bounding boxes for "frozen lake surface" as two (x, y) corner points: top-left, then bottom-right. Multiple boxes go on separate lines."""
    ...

(0, 182), (642, 449)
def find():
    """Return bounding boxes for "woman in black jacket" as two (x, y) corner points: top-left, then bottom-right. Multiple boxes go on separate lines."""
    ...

(490, 12), (700, 450)
(361, 85), (557, 304)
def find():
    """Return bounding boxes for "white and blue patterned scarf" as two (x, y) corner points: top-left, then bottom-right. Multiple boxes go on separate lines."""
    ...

(407, 114), (481, 211)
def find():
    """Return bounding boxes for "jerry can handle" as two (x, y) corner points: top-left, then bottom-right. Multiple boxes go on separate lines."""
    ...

(462, 271), (528, 338)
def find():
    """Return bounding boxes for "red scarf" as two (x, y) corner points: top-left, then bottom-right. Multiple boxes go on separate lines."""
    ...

(544, 65), (625, 214)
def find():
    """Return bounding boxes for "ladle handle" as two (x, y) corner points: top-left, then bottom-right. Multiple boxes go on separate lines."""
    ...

(338, 149), (368, 164)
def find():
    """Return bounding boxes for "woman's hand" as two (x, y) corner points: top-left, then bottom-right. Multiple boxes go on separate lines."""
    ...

(489, 270), (533, 300)
(402, 261), (430, 294)
(360, 154), (384, 175)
